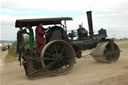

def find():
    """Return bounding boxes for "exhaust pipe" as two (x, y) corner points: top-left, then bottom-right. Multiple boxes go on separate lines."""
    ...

(86, 11), (94, 37)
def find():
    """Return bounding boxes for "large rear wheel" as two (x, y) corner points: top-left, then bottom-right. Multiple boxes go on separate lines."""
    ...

(41, 40), (75, 75)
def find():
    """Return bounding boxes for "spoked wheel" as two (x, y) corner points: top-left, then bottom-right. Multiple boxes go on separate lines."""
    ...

(41, 40), (75, 75)
(92, 41), (120, 63)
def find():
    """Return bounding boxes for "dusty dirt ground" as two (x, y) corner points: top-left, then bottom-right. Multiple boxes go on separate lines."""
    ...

(0, 45), (128, 85)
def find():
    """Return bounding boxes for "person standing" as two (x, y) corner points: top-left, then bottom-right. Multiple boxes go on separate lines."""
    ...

(35, 23), (47, 52)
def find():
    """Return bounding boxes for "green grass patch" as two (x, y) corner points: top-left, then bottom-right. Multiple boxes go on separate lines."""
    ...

(115, 39), (128, 49)
(115, 39), (128, 43)
(4, 36), (30, 63)
(4, 43), (18, 63)
(118, 43), (128, 49)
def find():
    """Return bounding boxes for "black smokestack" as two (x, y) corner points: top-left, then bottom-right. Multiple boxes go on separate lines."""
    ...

(86, 11), (94, 37)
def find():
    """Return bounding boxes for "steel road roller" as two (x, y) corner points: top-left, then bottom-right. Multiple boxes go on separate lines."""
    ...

(15, 11), (120, 77)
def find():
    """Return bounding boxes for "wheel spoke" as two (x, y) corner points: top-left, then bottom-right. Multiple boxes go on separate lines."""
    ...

(56, 62), (61, 71)
(61, 60), (68, 69)
(45, 61), (56, 69)
(59, 62), (63, 71)
(45, 52), (54, 57)
(53, 44), (58, 54)
(64, 62), (69, 69)
(61, 56), (69, 60)
(55, 62), (59, 72)
(44, 57), (57, 60)
(60, 46), (66, 55)
(63, 56), (70, 62)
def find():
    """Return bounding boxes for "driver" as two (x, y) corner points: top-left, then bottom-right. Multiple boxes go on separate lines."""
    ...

(35, 23), (47, 52)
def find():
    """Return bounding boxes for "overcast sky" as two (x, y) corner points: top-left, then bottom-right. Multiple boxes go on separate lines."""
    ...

(1, 0), (128, 41)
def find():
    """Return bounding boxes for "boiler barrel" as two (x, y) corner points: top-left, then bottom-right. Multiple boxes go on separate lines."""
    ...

(71, 39), (97, 50)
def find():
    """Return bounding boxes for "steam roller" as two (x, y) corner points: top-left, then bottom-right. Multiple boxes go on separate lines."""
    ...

(15, 11), (121, 77)
(91, 41), (120, 63)
(41, 40), (75, 75)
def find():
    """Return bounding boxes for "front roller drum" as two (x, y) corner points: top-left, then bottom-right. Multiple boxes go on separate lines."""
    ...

(41, 40), (75, 75)
(91, 41), (120, 63)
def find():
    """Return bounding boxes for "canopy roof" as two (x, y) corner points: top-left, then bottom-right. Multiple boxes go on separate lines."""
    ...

(15, 17), (72, 28)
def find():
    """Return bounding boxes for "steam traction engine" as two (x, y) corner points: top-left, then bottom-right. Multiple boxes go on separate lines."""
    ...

(15, 11), (120, 77)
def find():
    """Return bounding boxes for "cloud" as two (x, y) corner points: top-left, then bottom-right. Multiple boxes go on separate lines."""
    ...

(1, 0), (128, 40)
(2, 0), (128, 17)
(1, 0), (127, 12)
